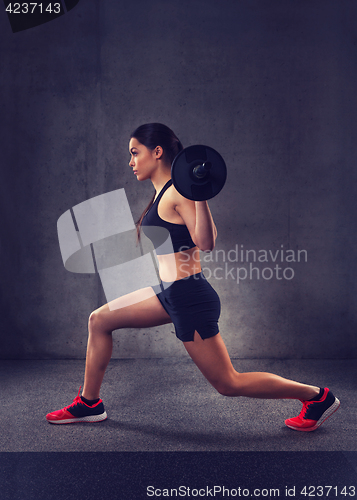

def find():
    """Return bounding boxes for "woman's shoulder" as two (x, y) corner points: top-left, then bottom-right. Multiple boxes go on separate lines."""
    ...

(167, 181), (194, 208)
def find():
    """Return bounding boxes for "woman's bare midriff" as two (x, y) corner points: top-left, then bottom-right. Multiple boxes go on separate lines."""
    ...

(157, 246), (202, 283)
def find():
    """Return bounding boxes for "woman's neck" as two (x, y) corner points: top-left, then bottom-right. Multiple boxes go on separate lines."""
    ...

(150, 168), (172, 195)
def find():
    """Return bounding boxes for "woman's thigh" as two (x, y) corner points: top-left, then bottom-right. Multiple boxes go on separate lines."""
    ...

(183, 332), (236, 389)
(91, 287), (172, 332)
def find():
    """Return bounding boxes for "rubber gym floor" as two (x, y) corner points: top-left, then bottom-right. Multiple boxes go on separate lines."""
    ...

(1, 357), (355, 452)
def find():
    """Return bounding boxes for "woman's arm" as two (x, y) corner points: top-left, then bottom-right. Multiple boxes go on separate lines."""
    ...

(193, 200), (217, 251)
(174, 192), (217, 252)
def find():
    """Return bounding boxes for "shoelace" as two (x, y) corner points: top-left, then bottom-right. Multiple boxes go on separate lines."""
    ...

(64, 387), (83, 410)
(298, 400), (314, 418)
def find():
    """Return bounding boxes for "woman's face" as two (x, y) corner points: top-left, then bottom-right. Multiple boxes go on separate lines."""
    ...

(129, 138), (158, 181)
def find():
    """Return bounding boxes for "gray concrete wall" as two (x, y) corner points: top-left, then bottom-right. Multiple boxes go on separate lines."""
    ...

(1, 0), (356, 359)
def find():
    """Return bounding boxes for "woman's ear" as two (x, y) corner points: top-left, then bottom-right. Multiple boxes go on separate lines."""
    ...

(154, 146), (164, 159)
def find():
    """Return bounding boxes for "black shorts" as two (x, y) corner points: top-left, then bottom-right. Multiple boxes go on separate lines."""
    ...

(153, 271), (221, 342)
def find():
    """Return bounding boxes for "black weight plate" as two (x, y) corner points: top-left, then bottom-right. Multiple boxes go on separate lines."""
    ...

(171, 145), (227, 201)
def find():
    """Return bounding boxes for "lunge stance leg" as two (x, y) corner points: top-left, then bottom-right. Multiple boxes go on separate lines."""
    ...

(46, 287), (171, 424)
(83, 287), (171, 400)
(184, 331), (340, 431)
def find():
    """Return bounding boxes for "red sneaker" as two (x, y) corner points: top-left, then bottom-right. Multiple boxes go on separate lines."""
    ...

(46, 387), (107, 424)
(285, 388), (340, 432)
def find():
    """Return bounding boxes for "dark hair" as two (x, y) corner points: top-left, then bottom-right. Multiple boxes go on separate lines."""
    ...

(132, 123), (183, 238)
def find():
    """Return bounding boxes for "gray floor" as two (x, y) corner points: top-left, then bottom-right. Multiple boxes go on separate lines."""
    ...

(1, 358), (356, 452)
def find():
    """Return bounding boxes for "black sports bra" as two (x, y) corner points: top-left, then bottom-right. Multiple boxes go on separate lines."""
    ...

(141, 180), (196, 255)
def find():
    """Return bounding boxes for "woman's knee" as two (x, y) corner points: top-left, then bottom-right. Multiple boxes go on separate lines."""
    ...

(212, 374), (242, 397)
(88, 308), (111, 333)
(215, 384), (239, 397)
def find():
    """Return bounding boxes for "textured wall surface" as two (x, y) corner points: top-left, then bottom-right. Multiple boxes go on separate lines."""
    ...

(1, 0), (356, 359)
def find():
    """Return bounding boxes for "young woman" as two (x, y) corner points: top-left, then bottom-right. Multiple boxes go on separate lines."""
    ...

(46, 123), (340, 431)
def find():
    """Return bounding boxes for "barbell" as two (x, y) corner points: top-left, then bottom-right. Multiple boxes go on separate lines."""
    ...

(171, 145), (227, 201)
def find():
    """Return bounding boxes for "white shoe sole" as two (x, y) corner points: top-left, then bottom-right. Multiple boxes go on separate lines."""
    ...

(46, 411), (107, 424)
